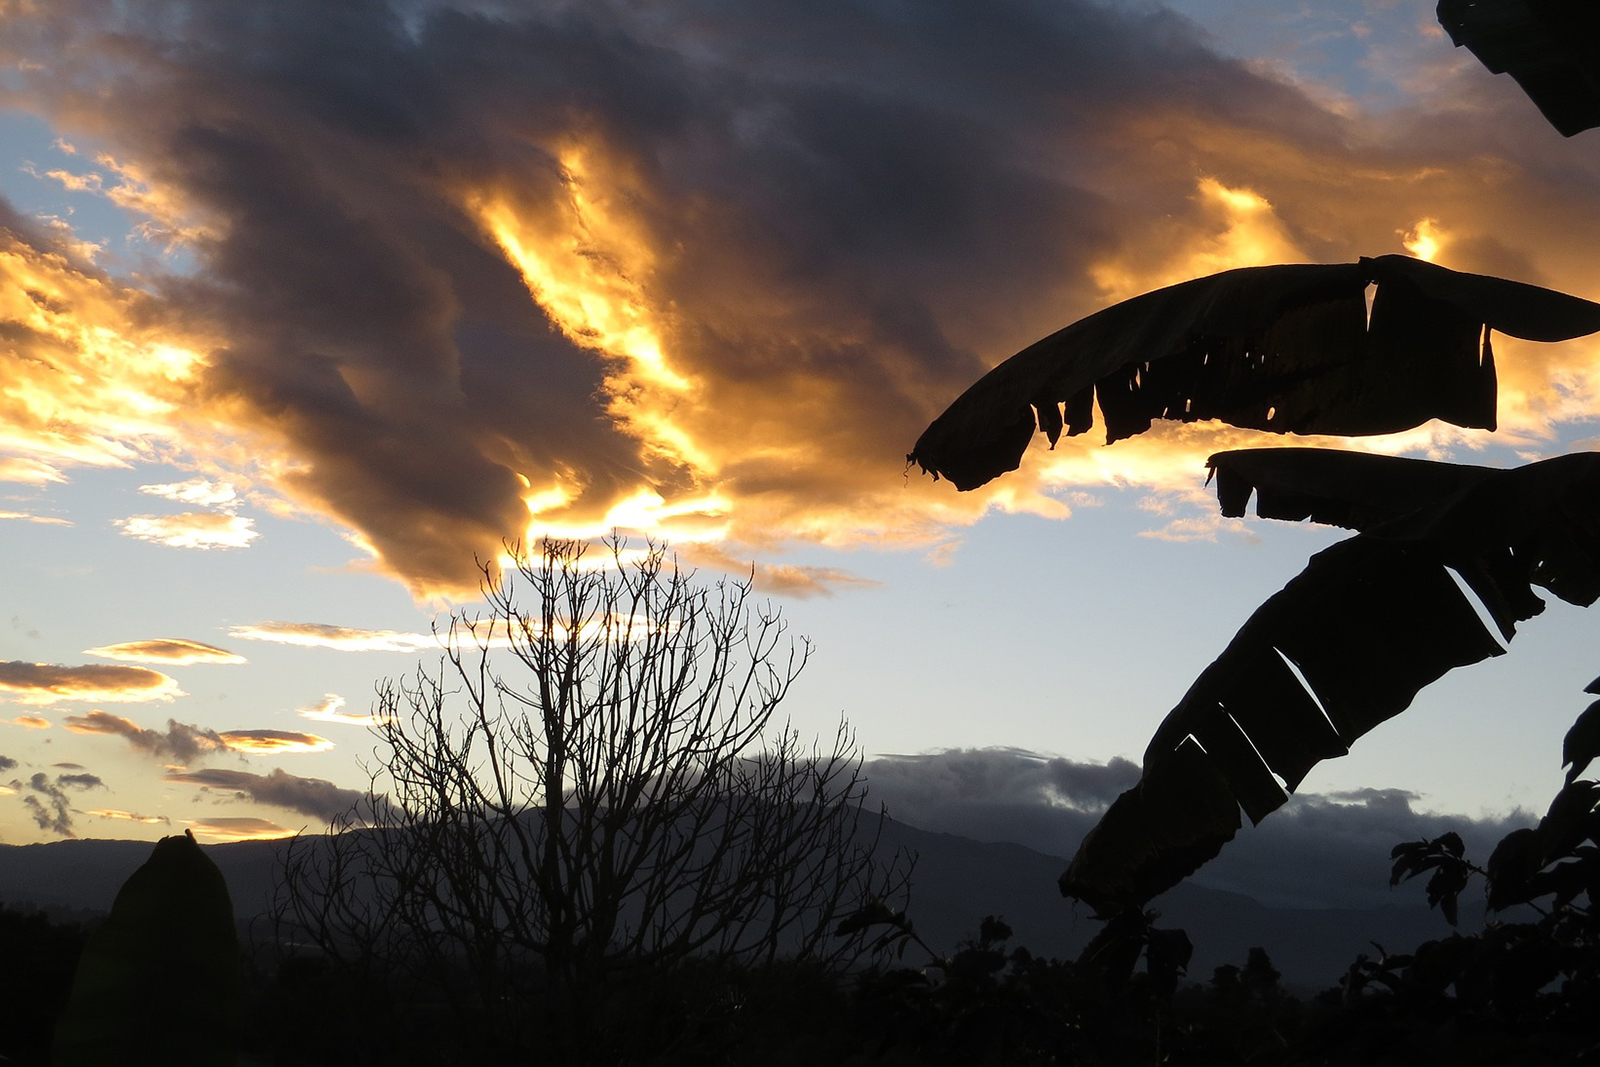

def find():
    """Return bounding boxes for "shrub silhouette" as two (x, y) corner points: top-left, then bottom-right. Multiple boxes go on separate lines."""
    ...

(53, 829), (238, 1067)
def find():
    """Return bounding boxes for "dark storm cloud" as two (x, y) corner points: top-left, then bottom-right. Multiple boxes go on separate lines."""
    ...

(163, 767), (363, 821)
(865, 748), (1533, 909)
(0, 755), (16, 771)
(55, 772), (106, 790)
(0, 0), (1344, 591)
(9, 0), (1600, 592)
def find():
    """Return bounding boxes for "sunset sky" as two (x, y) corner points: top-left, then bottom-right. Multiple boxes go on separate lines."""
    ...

(4, 0), (1600, 865)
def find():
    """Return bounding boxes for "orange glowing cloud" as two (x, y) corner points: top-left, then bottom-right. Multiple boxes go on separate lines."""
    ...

(185, 817), (296, 842)
(217, 729), (334, 755)
(1091, 178), (1309, 304)
(0, 457), (65, 484)
(456, 146), (1086, 565)
(0, 661), (182, 705)
(467, 147), (710, 479)
(8, 715), (51, 729)
(1401, 217), (1445, 263)
(63, 709), (334, 760)
(0, 220), (210, 476)
(82, 638), (246, 665)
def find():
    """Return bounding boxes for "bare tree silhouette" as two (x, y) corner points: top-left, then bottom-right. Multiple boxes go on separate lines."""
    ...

(271, 538), (910, 1061)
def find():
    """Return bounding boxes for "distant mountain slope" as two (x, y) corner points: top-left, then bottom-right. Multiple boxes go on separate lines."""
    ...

(872, 818), (1456, 991)
(1, 818), (1457, 991)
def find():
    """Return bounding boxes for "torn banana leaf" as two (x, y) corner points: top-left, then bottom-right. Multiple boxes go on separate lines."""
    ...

(1205, 447), (1501, 532)
(1059, 451), (1600, 916)
(909, 256), (1600, 491)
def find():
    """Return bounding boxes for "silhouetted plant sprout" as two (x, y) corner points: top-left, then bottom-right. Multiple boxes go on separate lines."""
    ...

(271, 537), (911, 1062)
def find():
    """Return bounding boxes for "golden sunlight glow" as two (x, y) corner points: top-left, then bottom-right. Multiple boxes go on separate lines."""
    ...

(0, 234), (210, 476)
(1091, 177), (1307, 303)
(1401, 217), (1444, 262)
(0, 457), (64, 484)
(464, 145), (722, 479)
(494, 540), (654, 573)
(520, 485), (730, 543)
(185, 817), (298, 842)
(482, 184), (684, 388)
(521, 483), (572, 515)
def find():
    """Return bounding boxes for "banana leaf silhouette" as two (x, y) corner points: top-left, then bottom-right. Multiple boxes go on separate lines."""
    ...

(908, 255), (1600, 490)
(908, 257), (1600, 914)
(1438, 0), (1600, 138)
(1062, 449), (1600, 913)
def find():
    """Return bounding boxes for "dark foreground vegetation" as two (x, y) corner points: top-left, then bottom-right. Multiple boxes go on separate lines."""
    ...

(9, 540), (1600, 1064)
(8, 741), (1600, 1067)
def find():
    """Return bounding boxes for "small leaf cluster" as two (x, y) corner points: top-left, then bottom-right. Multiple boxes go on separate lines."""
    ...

(1296, 683), (1600, 1066)
(843, 913), (1191, 1066)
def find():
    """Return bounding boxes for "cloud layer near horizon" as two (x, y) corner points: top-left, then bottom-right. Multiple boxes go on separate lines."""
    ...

(5, 1), (1600, 593)
(864, 748), (1536, 910)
